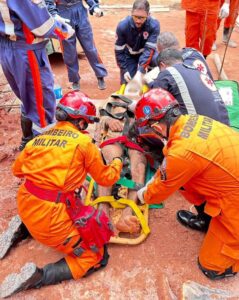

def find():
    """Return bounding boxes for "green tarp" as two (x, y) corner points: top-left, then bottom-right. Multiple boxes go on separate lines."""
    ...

(215, 80), (239, 132)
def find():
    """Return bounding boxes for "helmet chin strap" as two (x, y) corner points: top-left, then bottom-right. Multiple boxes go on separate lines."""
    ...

(151, 122), (168, 140)
(71, 119), (88, 131)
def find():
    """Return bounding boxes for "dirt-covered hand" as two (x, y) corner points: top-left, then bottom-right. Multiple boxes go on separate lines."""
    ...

(107, 118), (124, 132)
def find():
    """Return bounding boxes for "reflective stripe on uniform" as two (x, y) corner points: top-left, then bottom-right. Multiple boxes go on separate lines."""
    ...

(145, 41), (157, 49)
(167, 66), (197, 114)
(32, 121), (55, 134)
(115, 43), (145, 55)
(31, 16), (55, 36)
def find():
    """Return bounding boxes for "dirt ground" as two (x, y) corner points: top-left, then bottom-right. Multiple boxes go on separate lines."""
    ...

(0, 4), (239, 300)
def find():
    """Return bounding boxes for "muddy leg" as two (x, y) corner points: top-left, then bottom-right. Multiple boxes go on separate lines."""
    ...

(98, 144), (123, 218)
(116, 150), (147, 233)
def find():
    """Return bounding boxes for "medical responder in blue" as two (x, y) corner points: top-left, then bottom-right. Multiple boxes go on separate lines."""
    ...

(150, 48), (229, 125)
(0, 0), (74, 151)
(46, 0), (107, 90)
(115, 0), (160, 85)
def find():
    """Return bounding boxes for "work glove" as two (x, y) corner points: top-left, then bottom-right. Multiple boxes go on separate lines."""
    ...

(54, 14), (71, 25)
(137, 175), (155, 205)
(124, 71), (132, 83)
(143, 67), (160, 85)
(219, 2), (230, 19)
(94, 7), (103, 17)
(54, 15), (75, 39)
(137, 187), (146, 204)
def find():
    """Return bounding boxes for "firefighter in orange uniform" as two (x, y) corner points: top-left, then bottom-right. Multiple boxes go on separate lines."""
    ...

(0, 91), (122, 298)
(135, 88), (239, 280)
(213, 0), (238, 50)
(181, 0), (230, 57)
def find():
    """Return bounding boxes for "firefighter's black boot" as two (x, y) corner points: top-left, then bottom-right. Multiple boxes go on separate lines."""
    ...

(19, 114), (33, 151)
(0, 215), (30, 259)
(176, 203), (211, 232)
(0, 258), (73, 298)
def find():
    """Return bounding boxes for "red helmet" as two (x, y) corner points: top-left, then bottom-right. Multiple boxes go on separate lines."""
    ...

(135, 88), (179, 127)
(57, 91), (99, 123)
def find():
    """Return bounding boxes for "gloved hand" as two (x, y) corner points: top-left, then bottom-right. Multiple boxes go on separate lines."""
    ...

(124, 71), (132, 83)
(94, 7), (103, 17)
(137, 175), (155, 204)
(54, 15), (74, 39)
(54, 14), (70, 25)
(143, 67), (160, 85)
(219, 2), (230, 19)
(137, 187), (146, 204)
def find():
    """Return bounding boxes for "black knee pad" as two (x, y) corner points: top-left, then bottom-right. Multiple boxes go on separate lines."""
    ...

(198, 259), (237, 280)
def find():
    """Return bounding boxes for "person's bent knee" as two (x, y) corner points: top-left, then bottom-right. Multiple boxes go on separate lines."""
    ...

(198, 259), (237, 280)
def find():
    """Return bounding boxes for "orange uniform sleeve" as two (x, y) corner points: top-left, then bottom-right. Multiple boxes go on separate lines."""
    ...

(144, 152), (202, 204)
(84, 142), (123, 186)
(12, 151), (28, 178)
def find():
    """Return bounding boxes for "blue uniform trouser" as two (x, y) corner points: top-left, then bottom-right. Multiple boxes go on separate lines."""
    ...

(0, 37), (56, 135)
(57, 2), (107, 83)
(120, 51), (158, 84)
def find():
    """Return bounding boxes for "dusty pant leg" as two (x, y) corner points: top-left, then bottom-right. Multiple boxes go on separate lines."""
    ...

(185, 11), (201, 51)
(199, 218), (239, 274)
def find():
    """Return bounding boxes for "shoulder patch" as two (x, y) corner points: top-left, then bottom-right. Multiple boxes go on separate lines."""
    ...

(200, 74), (217, 92)
(143, 31), (149, 39)
(193, 59), (207, 75)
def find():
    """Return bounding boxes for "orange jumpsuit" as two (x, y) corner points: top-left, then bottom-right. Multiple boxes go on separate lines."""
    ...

(12, 121), (122, 279)
(216, 0), (238, 31)
(181, 0), (221, 56)
(144, 114), (239, 274)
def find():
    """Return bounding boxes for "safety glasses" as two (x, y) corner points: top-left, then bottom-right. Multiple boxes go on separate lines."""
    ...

(131, 15), (147, 22)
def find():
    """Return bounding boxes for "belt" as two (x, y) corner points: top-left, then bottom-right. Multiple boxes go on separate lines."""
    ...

(24, 180), (74, 203)
(56, 1), (82, 7)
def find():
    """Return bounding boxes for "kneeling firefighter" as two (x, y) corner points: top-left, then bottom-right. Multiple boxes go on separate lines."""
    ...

(0, 91), (123, 298)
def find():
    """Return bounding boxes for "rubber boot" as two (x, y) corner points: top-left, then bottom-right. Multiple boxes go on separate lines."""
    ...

(19, 115), (33, 151)
(198, 259), (237, 280)
(0, 215), (30, 259)
(0, 258), (73, 298)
